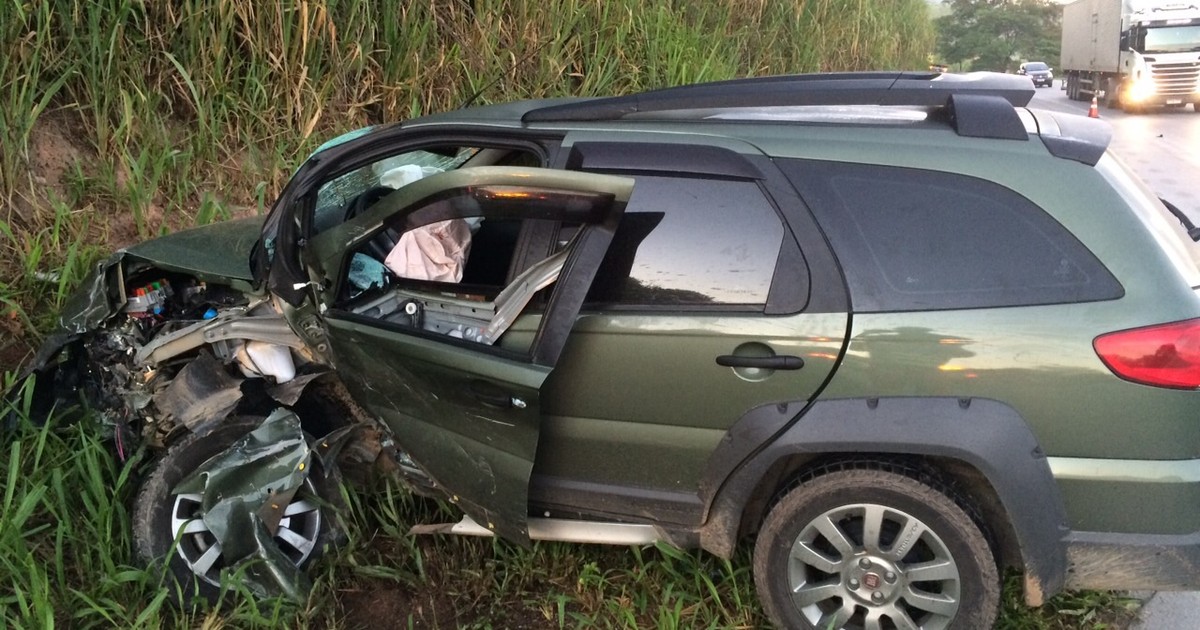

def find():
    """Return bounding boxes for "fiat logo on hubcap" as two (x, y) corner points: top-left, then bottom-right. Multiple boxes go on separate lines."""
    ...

(863, 573), (881, 589)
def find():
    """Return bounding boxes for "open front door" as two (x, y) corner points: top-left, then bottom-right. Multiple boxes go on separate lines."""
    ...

(305, 167), (633, 542)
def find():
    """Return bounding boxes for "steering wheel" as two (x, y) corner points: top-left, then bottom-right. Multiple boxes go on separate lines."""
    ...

(342, 186), (404, 261)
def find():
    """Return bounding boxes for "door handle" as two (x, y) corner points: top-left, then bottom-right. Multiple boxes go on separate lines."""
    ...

(715, 355), (805, 370)
(470, 380), (513, 408)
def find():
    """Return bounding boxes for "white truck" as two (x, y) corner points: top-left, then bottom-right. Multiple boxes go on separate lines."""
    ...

(1061, 0), (1200, 112)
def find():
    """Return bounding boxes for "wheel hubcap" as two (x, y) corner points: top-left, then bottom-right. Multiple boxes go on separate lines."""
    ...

(846, 556), (903, 606)
(169, 481), (323, 586)
(786, 503), (961, 630)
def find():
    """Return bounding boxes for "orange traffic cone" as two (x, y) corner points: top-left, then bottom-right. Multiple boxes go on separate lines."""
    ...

(1088, 96), (1100, 118)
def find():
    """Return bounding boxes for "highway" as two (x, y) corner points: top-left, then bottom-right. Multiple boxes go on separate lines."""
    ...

(1029, 82), (1200, 221)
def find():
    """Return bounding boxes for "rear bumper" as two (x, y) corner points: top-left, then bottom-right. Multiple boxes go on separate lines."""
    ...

(1066, 530), (1200, 591)
(1053, 456), (1200, 590)
(1049, 456), (1200, 537)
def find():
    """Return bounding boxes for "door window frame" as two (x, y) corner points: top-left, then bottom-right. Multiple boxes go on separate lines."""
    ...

(315, 167), (633, 367)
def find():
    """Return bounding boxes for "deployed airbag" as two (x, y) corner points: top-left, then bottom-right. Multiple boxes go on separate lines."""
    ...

(384, 218), (473, 282)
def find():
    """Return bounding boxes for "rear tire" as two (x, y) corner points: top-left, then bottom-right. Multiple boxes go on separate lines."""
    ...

(133, 417), (341, 603)
(753, 463), (1000, 630)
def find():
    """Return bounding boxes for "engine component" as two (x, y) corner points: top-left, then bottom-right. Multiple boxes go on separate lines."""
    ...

(236, 341), (297, 383)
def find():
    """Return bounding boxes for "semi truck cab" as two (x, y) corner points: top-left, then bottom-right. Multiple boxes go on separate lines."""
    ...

(1118, 4), (1200, 107)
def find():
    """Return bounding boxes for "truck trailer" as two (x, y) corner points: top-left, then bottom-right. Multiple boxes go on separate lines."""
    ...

(1061, 0), (1200, 112)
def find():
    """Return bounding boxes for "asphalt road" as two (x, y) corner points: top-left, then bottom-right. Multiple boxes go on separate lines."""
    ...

(1028, 82), (1200, 221)
(1028, 81), (1200, 629)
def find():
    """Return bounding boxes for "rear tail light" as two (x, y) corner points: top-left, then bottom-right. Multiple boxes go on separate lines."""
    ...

(1094, 318), (1200, 389)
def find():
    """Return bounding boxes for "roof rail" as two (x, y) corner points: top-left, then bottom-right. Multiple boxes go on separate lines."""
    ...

(522, 72), (1034, 123)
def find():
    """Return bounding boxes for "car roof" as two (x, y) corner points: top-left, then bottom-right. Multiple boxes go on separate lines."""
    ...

(323, 71), (1111, 168)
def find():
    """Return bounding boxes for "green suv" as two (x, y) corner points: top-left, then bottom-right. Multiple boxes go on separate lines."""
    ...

(21, 72), (1200, 628)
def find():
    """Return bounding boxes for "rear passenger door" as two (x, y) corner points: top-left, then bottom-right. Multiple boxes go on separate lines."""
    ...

(529, 136), (850, 524)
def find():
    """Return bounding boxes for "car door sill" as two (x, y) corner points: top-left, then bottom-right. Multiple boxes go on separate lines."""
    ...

(410, 514), (664, 545)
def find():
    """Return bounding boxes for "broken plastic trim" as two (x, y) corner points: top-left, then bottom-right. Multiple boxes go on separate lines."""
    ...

(172, 409), (317, 600)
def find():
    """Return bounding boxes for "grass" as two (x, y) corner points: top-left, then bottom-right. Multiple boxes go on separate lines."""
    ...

(0, 1), (1139, 628)
(0, 404), (1144, 628)
(1, 0), (935, 357)
(997, 575), (1142, 630)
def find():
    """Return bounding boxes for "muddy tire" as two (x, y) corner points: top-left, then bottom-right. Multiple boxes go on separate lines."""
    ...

(753, 463), (999, 629)
(132, 417), (341, 603)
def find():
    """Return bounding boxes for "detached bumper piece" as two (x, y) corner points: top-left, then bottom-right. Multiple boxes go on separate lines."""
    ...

(172, 409), (316, 600)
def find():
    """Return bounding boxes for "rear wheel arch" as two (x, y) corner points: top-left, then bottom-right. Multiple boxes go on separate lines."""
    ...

(737, 454), (1018, 570)
(700, 397), (1067, 605)
(752, 458), (1002, 628)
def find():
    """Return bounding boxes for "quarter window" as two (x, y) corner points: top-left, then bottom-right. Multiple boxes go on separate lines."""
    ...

(781, 160), (1123, 311)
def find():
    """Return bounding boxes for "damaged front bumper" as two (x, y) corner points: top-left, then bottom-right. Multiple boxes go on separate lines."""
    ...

(7, 249), (431, 601)
(15, 248), (322, 451)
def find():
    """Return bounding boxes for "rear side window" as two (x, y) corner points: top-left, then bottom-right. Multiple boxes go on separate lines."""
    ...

(585, 176), (784, 307)
(1095, 153), (1200, 287)
(781, 160), (1122, 312)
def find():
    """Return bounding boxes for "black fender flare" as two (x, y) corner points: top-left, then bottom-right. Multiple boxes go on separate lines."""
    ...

(698, 397), (1067, 601)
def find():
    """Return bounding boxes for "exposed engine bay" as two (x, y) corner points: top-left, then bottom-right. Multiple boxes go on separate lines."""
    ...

(19, 252), (435, 499)
(41, 266), (314, 453)
(14, 256), (432, 600)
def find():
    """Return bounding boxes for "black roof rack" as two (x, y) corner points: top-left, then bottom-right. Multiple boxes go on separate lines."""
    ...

(522, 72), (1035, 139)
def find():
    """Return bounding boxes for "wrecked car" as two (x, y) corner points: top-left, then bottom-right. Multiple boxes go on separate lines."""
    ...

(17, 71), (1200, 629)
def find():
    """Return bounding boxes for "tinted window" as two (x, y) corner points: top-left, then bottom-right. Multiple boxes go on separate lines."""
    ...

(781, 160), (1122, 311)
(1096, 154), (1200, 286)
(586, 176), (784, 306)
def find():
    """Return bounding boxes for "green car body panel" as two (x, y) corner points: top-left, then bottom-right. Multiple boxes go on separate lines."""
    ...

(325, 317), (550, 542)
(538, 311), (848, 493)
(44, 217), (263, 339)
(124, 216), (263, 284)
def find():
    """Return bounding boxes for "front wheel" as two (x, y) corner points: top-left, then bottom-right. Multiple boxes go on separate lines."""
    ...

(132, 417), (340, 602)
(753, 464), (999, 629)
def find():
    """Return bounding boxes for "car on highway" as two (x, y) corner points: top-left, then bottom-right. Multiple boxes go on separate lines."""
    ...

(1019, 61), (1055, 87)
(18, 71), (1200, 629)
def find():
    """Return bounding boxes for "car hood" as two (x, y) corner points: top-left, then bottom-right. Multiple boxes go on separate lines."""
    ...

(124, 216), (264, 282)
(28, 216), (266, 364)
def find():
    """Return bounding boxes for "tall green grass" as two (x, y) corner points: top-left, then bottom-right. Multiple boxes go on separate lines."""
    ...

(0, 0), (934, 364)
(0, 399), (155, 628)
(0, 403), (1138, 628)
